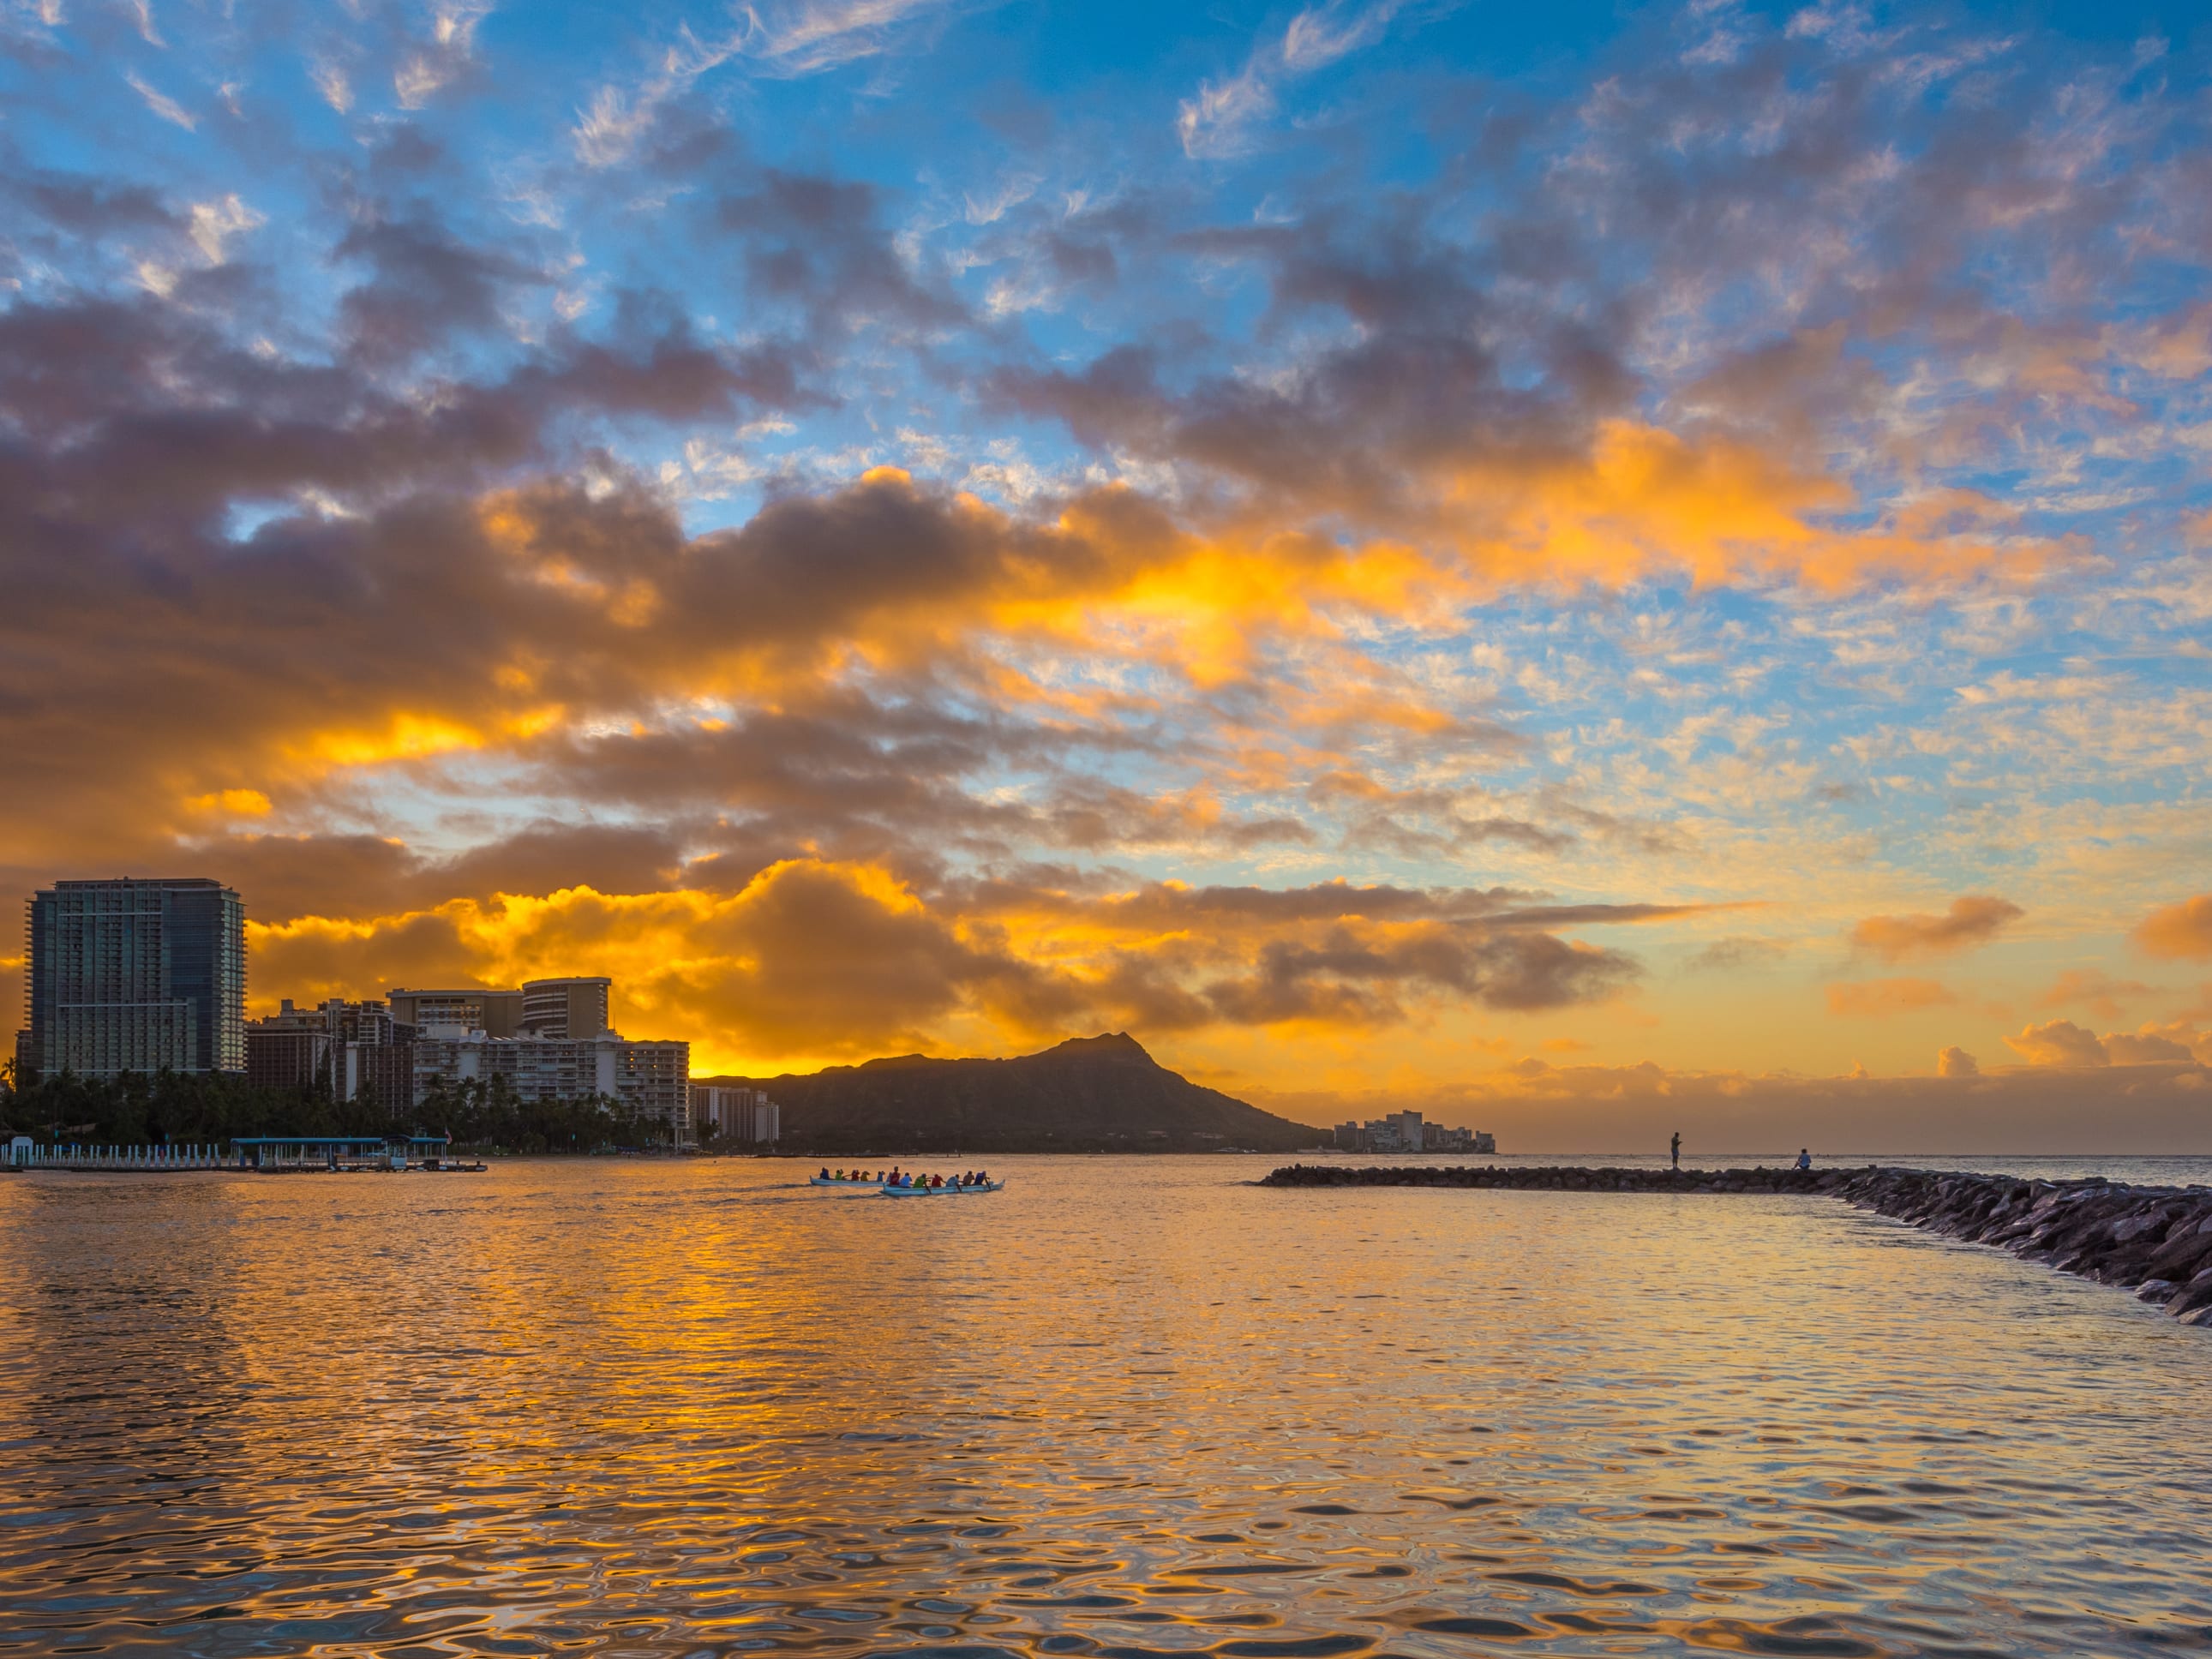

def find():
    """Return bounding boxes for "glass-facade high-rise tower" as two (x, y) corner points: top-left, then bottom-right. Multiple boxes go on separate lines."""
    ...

(20, 878), (246, 1081)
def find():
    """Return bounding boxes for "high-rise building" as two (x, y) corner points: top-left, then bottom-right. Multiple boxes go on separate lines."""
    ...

(693, 1085), (780, 1146)
(408, 1031), (691, 1135)
(245, 997), (417, 1104)
(244, 1000), (333, 1093)
(248, 973), (688, 1135)
(519, 977), (612, 1039)
(387, 979), (613, 1039)
(385, 986), (525, 1037)
(20, 878), (245, 1081)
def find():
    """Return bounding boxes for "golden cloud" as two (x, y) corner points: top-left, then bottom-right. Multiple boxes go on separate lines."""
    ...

(1849, 895), (2024, 963)
(2004, 1019), (2109, 1068)
(2035, 967), (2155, 1021)
(1453, 423), (2052, 592)
(2134, 895), (2212, 962)
(242, 865), (1681, 1075)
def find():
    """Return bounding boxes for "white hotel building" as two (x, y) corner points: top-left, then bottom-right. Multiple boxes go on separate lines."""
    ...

(392, 977), (692, 1138)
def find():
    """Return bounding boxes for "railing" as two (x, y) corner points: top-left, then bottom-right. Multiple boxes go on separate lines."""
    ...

(9, 1142), (226, 1171)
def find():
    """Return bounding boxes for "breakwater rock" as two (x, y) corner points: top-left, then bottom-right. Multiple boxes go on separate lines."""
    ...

(1260, 1164), (2212, 1326)
(1262, 1162), (1840, 1194)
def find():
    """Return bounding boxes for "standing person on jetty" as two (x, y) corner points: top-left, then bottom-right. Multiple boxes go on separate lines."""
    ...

(1670, 1131), (1681, 1170)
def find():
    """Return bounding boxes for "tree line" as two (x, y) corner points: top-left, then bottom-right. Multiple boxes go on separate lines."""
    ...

(1, 1063), (666, 1154)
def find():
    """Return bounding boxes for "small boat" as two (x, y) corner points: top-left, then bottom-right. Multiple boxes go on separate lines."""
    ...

(879, 1180), (1005, 1197)
(808, 1175), (884, 1187)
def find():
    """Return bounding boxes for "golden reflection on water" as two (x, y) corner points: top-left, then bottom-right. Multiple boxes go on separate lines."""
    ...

(3, 1157), (2211, 1657)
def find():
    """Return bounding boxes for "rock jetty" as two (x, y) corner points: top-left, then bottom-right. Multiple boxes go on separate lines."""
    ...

(1260, 1164), (2212, 1326)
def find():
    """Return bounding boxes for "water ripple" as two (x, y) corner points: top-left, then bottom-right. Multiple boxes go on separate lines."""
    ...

(4, 1158), (2212, 1656)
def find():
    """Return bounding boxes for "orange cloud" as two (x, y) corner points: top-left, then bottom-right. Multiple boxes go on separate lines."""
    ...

(249, 862), (1018, 1074)
(1826, 977), (1957, 1017)
(1453, 422), (2053, 592)
(1849, 895), (2024, 962)
(186, 788), (274, 817)
(2134, 895), (2212, 962)
(2035, 967), (2155, 1021)
(240, 867), (1697, 1076)
(1937, 1045), (1979, 1077)
(2005, 1019), (2108, 1068)
(2004, 1016), (2212, 1069)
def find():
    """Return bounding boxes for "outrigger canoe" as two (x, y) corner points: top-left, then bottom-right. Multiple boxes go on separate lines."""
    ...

(807, 1175), (884, 1187)
(879, 1180), (1005, 1197)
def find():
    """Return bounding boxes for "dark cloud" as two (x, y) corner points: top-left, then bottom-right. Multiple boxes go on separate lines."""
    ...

(1203, 926), (1637, 1024)
(335, 209), (548, 366)
(1684, 936), (1790, 974)
(716, 170), (968, 342)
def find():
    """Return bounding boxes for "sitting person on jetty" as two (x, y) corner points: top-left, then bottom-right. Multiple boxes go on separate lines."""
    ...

(1796, 1148), (1813, 1171)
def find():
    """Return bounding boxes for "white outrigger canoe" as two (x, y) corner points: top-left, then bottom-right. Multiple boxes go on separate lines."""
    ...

(806, 1175), (882, 1187)
(879, 1180), (1005, 1197)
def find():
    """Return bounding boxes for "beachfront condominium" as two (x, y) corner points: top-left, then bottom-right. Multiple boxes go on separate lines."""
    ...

(519, 977), (611, 1039)
(17, 877), (247, 1081)
(384, 985), (526, 1037)
(386, 978), (613, 1040)
(407, 1030), (691, 1134)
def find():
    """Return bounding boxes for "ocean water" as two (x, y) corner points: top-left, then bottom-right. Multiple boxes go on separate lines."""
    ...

(3, 1155), (2210, 1657)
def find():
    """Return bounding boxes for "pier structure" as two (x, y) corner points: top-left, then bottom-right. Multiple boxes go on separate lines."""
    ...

(8, 1140), (225, 1171)
(5, 1134), (464, 1171)
(231, 1134), (456, 1171)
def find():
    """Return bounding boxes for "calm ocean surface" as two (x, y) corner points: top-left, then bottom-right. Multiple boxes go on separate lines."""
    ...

(3, 1153), (2210, 1657)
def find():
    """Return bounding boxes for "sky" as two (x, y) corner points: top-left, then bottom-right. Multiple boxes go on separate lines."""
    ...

(3, 0), (2210, 1147)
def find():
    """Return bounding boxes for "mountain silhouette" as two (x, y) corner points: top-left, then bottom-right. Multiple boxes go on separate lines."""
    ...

(698, 1033), (1322, 1153)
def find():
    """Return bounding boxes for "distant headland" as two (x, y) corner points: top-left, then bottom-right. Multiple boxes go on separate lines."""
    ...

(695, 1032), (1323, 1154)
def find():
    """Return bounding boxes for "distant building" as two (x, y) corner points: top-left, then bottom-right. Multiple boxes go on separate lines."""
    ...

(385, 985), (525, 1038)
(693, 1085), (780, 1147)
(244, 1001), (332, 1094)
(387, 978), (613, 1041)
(245, 997), (416, 1105)
(409, 1030), (691, 1137)
(254, 973), (690, 1137)
(519, 977), (612, 1039)
(20, 877), (246, 1081)
(1332, 1111), (1494, 1153)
